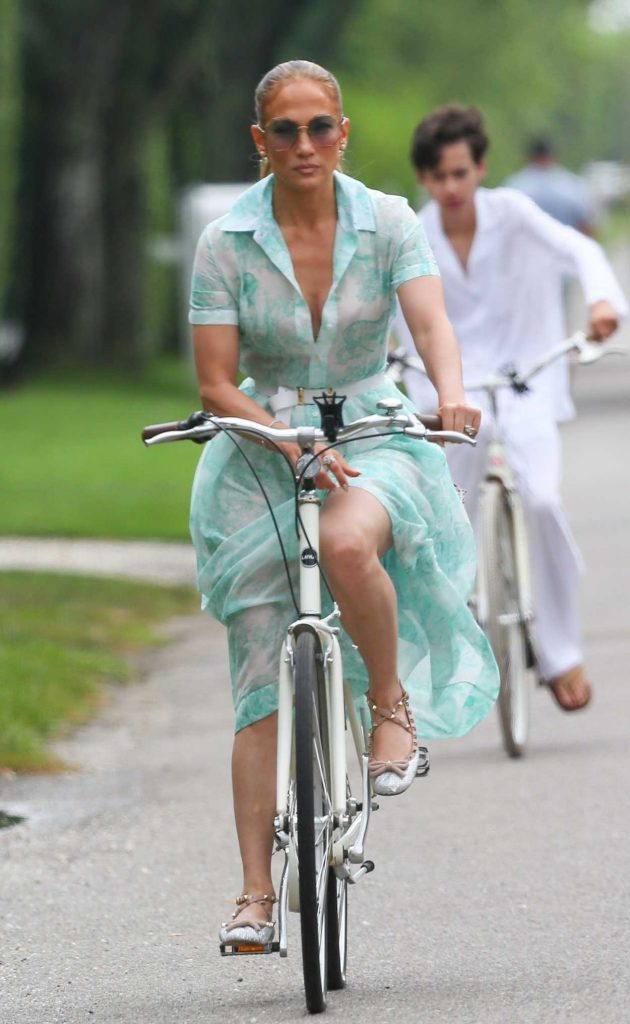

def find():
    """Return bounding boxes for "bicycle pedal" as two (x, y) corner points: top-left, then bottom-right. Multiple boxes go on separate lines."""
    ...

(220, 940), (279, 956)
(416, 747), (430, 777)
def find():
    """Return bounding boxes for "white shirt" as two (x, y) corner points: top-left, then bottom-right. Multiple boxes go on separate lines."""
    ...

(394, 187), (628, 420)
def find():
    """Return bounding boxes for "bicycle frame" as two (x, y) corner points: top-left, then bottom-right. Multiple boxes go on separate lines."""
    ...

(274, 477), (374, 957)
(474, 390), (535, 641)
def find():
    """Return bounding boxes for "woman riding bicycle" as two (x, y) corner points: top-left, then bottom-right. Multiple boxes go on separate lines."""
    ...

(188, 60), (499, 947)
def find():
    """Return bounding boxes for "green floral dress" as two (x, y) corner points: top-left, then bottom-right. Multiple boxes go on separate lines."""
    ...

(189, 171), (499, 734)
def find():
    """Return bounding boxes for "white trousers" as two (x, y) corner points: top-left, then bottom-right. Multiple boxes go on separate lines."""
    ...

(408, 376), (585, 680)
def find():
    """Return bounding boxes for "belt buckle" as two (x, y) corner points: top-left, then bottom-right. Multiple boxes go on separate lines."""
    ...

(297, 387), (305, 405)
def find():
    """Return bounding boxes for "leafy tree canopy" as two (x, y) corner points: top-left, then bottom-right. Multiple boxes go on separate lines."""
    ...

(334, 0), (630, 198)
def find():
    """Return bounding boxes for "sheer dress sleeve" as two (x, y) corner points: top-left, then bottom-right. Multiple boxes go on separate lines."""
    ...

(390, 200), (440, 289)
(189, 225), (239, 326)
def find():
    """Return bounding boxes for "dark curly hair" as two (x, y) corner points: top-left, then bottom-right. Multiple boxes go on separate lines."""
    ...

(410, 104), (489, 171)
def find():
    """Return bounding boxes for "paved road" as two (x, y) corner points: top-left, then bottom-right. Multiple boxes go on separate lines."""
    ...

(2, 353), (630, 1024)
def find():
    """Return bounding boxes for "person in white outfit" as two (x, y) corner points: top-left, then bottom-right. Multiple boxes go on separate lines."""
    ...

(394, 104), (628, 711)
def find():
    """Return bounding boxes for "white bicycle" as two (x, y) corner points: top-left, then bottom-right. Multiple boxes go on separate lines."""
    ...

(142, 392), (473, 1014)
(388, 331), (626, 758)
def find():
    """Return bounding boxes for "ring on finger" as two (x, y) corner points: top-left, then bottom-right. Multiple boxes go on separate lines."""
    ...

(463, 424), (478, 438)
(322, 454), (337, 467)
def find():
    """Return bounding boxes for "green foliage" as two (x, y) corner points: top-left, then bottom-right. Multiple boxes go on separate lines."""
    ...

(574, 29), (630, 163)
(0, 361), (200, 540)
(0, 572), (197, 770)
(8, 0), (630, 374)
(336, 0), (627, 196)
(0, 0), (20, 314)
(15, 0), (359, 372)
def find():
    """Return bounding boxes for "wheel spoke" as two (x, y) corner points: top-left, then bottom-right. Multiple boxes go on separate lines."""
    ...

(313, 816), (330, 847)
(312, 698), (332, 809)
(316, 838), (330, 900)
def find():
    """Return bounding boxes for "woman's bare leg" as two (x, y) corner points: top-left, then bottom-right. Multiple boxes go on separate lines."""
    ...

(320, 487), (413, 764)
(230, 712), (277, 927)
(228, 487), (411, 932)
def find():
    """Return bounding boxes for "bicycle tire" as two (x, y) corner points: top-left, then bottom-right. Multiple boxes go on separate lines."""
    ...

(326, 866), (347, 989)
(481, 481), (529, 758)
(294, 630), (333, 1014)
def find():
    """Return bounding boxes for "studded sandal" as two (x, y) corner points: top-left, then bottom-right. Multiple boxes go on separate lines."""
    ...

(366, 687), (429, 796)
(219, 893), (277, 948)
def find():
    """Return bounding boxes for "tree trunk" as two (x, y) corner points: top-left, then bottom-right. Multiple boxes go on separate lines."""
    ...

(24, 90), (106, 364)
(18, 0), (363, 372)
(0, 0), (20, 318)
(101, 112), (149, 371)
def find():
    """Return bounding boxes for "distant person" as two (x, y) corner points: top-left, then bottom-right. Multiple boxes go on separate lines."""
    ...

(506, 137), (596, 234)
(394, 104), (628, 713)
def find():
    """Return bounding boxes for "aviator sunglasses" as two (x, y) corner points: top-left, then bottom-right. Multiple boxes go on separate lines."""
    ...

(259, 115), (346, 152)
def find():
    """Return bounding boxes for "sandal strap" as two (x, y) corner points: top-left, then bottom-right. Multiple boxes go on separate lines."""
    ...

(366, 687), (416, 738)
(234, 893), (277, 909)
(223, 892), (277, 931)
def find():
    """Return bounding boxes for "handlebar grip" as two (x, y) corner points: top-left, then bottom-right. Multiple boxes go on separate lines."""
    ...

(141, 419), (190, 442)
(416, 413), (442, 431)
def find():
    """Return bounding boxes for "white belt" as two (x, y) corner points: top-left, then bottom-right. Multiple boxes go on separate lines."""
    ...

(255, 372), (387, 422)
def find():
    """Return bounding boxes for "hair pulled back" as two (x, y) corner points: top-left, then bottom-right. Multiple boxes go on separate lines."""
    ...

(254, 60), (343, 125)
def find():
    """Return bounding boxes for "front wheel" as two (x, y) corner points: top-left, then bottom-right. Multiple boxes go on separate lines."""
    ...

(480, 482), (530, 758)
(326, 867), (347, 990)
(294, 630), (334, 1013)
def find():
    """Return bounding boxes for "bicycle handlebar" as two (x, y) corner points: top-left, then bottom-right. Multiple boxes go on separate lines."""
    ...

(388, 330), (627, 393)
(141, 410), (473, 448)
(142, 417), (199, 441)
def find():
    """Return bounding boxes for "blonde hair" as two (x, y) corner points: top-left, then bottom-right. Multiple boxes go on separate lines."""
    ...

(254, 60), (345, 179)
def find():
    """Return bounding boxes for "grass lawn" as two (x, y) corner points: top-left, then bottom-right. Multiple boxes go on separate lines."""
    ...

(0, 571), (198, 772)
(0, 360), (201, 540)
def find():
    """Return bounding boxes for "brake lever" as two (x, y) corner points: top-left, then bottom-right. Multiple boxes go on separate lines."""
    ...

(406, 425), (476, 446)
(425, 431), (477, 446)
(575, 339), (628, 364)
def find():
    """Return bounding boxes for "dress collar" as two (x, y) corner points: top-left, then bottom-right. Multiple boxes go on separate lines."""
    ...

(220, 171), (377, 234)
(219, 172), (376, 302)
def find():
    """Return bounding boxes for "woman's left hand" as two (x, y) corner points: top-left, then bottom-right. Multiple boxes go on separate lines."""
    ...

(438, 400), (482, 438)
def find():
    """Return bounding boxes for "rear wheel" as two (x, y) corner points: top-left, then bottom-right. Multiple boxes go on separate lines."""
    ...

(294, 630), (334, 1014)
(481, 482), (530, 758)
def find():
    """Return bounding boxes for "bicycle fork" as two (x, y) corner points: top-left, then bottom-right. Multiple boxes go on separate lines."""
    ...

(272, 485), (376, 957)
